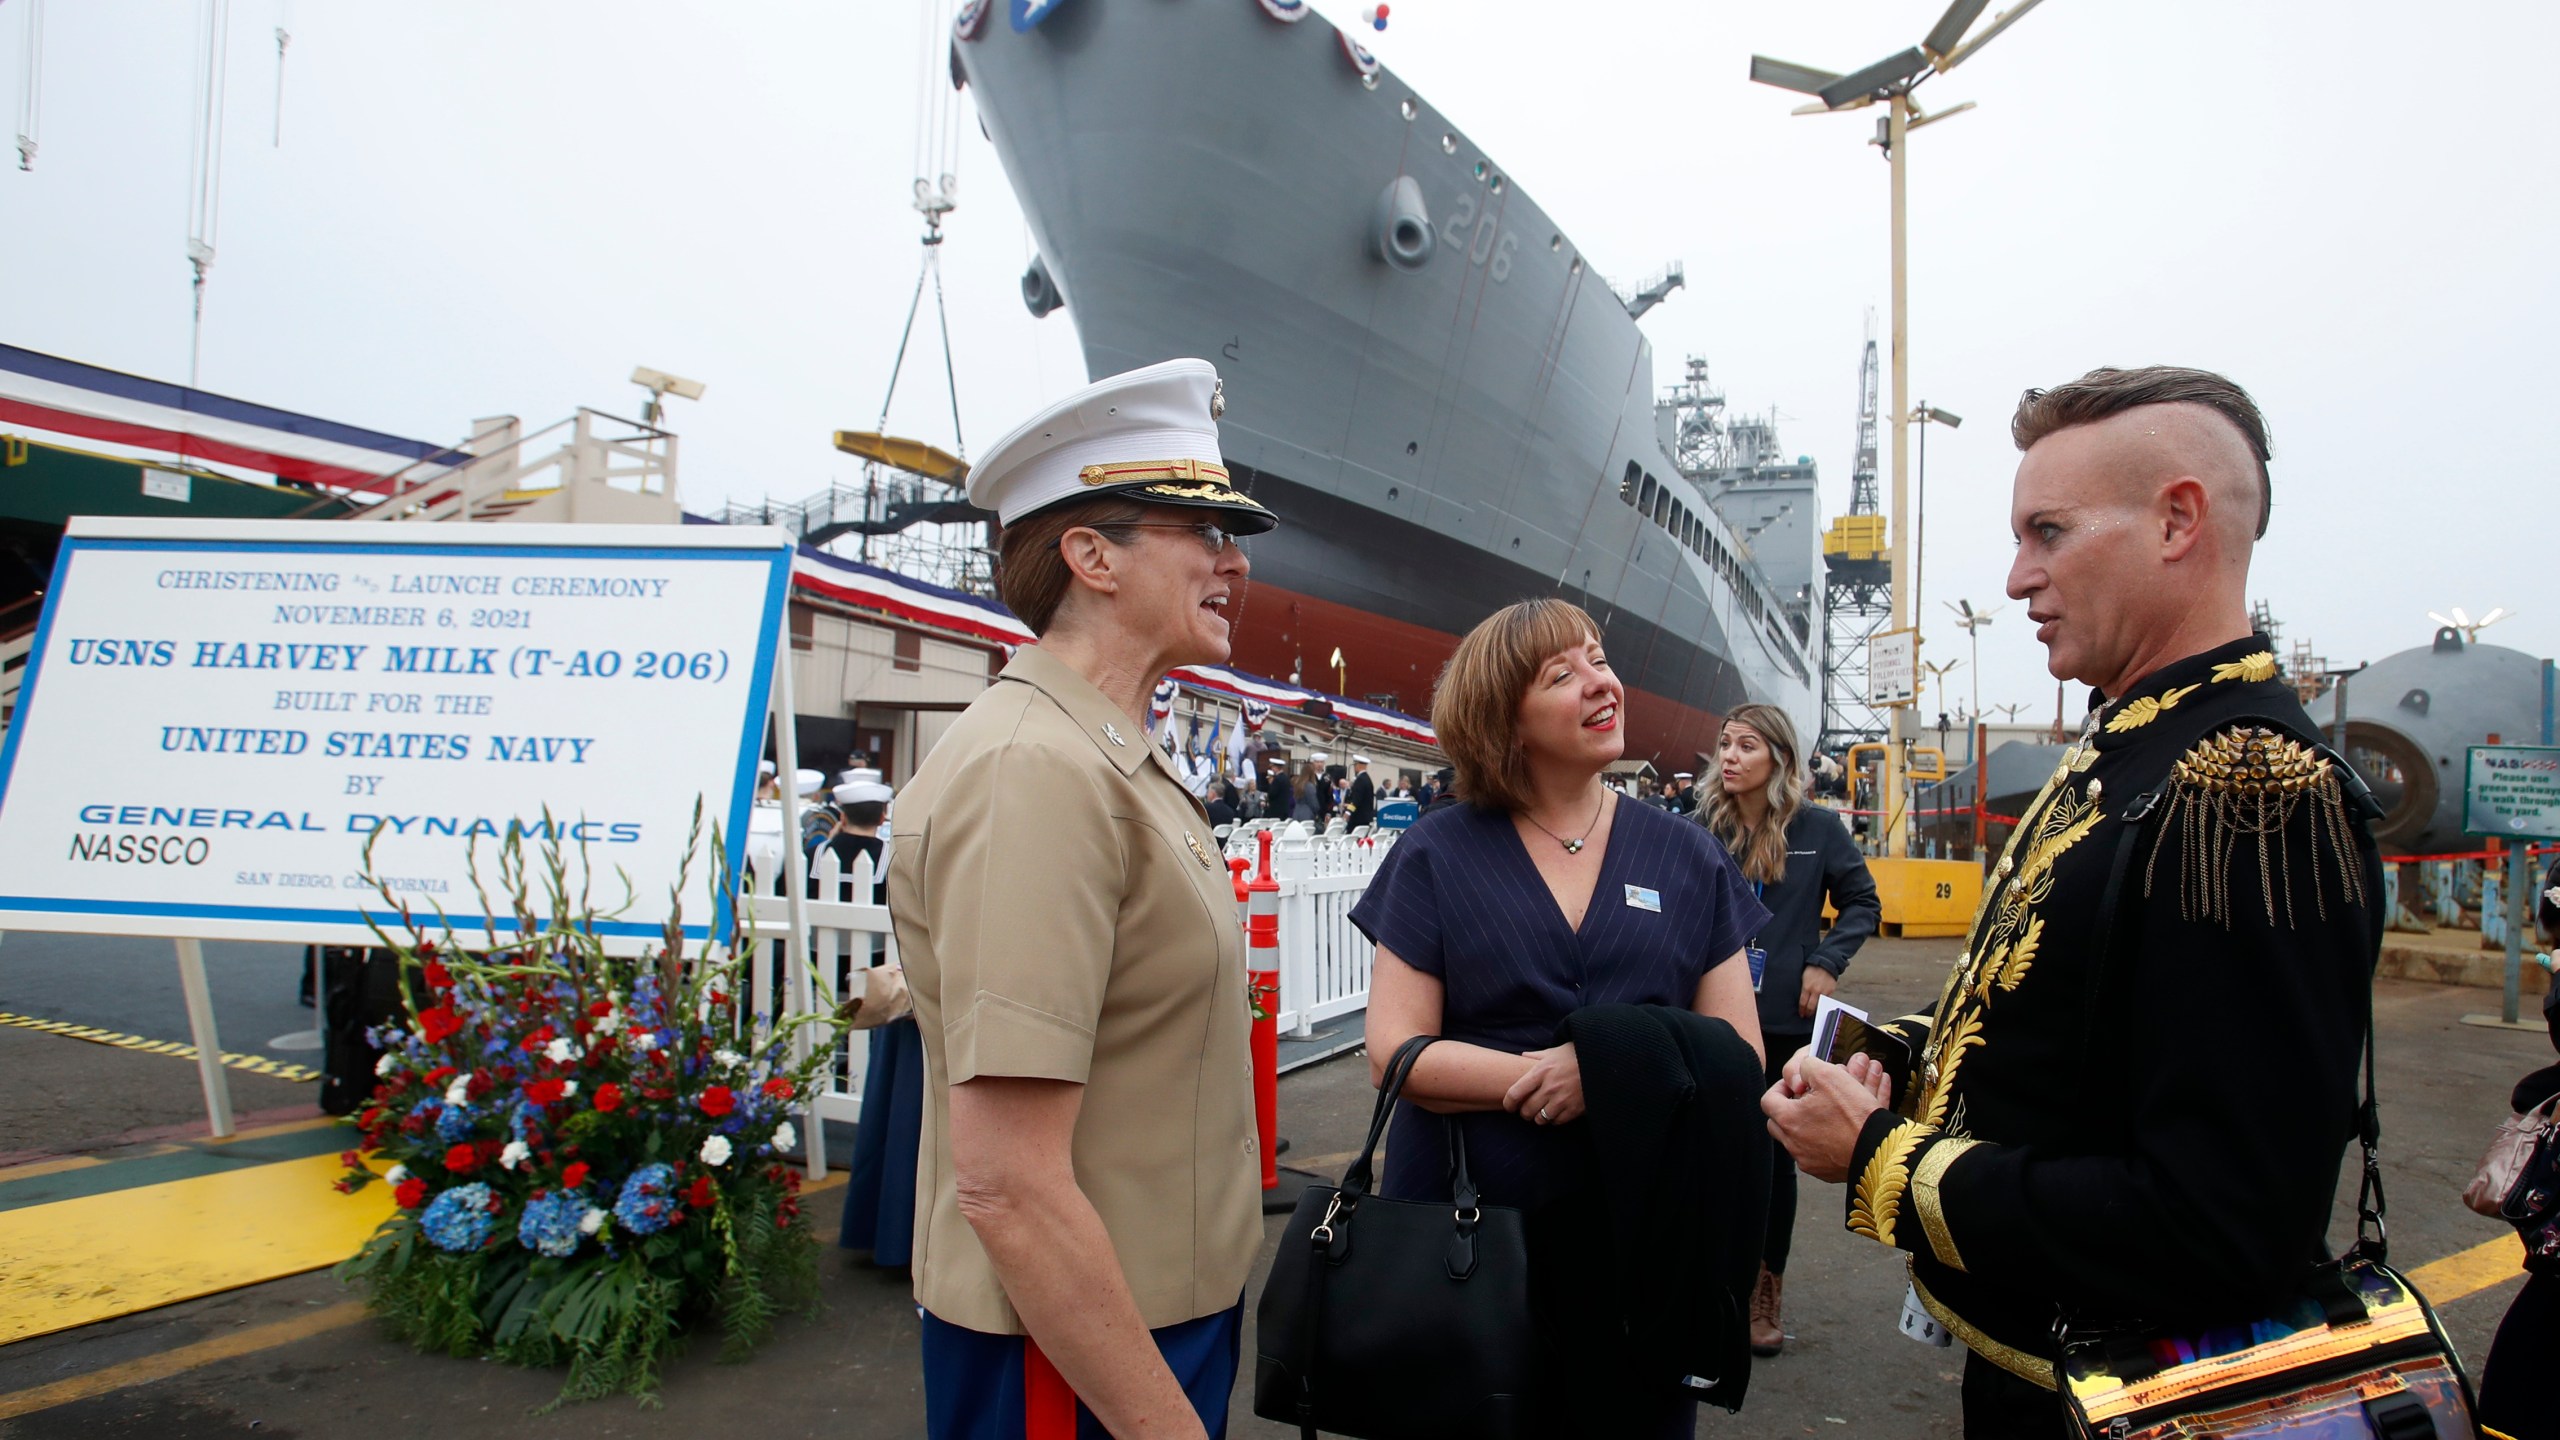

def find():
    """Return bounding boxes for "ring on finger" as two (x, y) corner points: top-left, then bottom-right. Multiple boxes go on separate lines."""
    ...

(1538, 1106), (1550, 1123)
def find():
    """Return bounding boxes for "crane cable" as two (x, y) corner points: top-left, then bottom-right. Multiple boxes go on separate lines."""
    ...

(13, 0), (40, 172)
(186, 0), (232, 386)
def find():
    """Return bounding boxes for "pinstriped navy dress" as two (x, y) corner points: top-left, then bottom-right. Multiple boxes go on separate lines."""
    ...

(1348, 794), (1768, 1211)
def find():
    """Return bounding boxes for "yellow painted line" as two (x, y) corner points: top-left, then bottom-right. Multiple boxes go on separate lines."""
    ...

(0, 1165), (850, 1417)
(0, 1301), (369, 1421)
(2405, 1231), (2528, 1305)
(0, 1011), (320, 1083)
(0, 1150), (391, 1346)
(0, 1154), (111, 1186)
(204, 1116), (339, 1147)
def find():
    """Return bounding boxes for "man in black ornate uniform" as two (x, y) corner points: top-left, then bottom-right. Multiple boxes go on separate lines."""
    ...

(1764, 367), (2380, 1437)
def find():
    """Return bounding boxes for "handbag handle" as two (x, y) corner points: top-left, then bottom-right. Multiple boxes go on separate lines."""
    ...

(1340, 1034), (1437, 1198)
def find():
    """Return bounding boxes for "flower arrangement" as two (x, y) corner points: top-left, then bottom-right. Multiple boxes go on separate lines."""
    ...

(334, 815), (837, 1407)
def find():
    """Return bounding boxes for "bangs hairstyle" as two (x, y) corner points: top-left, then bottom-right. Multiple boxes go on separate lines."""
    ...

(994, 496), (1152, 635)
(1431, 597), (1604, 815)
(2011, 366), (2274, 539)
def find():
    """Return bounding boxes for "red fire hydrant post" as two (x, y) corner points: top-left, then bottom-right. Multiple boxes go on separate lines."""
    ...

(1246, 830), (1282, 1193)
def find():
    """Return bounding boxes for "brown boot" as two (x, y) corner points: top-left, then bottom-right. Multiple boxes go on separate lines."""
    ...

(1749, 1266), (1785, 1357)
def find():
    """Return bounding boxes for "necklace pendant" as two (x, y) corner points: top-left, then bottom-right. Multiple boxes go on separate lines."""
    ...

(1564, 838), (1585, 855)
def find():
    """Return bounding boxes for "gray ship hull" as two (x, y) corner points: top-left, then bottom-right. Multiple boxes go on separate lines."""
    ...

(955, 0), (1816, 762)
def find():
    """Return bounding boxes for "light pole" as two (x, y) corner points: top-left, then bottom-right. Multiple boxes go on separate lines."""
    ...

(1921, 658), (1963, 720)
(1751, 0), (2042, 858)
(1947, 598), (2000, 724)
(1913, 403), (1962, 630)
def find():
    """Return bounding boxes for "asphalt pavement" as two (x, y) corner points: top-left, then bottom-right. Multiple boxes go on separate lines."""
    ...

(0, 935), (2546, 1438)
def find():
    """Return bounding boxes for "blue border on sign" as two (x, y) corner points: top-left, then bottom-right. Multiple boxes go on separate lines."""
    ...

(0, 534), (793, 944)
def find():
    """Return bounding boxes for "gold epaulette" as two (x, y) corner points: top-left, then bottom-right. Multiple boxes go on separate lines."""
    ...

(2143, 726), (2365, 929)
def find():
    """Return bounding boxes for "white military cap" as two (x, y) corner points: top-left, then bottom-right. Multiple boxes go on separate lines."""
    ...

(758, 759), (777, 778)
(793, 768), (824, 797)
(833, 767), (893, 805)
(1352, 754), (1371, 765)
(966, 358), (1277, 534)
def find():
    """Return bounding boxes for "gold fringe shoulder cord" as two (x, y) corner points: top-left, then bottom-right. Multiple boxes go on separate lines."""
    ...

(2142, 726), (2365, 929)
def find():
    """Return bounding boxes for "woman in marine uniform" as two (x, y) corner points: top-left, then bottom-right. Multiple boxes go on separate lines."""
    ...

(888, 359), (1273, 1440)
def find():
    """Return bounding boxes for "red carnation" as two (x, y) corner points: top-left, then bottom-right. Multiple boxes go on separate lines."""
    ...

(526, 1077), (567, 1106)
(697, 1086), (736, 1118)
(685, 1174), (715, 1209)
(562, 1161), (590, 1189)
(521, 1025), (556, 1055)
(394, 1177), (429, 1207)
(423, 1065), (456, 1087)
(710, 990), (729, 1007)
(422, 959), (453, 990)
(589, 999), (614, 1018)
(761, 1078), (795, 1101)
(418, 1007), (462, 1044)
(593, 1083), (624, 1112)
(475, 1138), (505, 1163)
(444, 1143), (481, 1173)
(359, 1106), (383, 1131)
(339, 1149), (361, 1169)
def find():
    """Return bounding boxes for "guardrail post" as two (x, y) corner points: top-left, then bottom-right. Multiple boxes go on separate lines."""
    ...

(1275, 823), (1318, 1039)
(1246, 831), (1281, 1194)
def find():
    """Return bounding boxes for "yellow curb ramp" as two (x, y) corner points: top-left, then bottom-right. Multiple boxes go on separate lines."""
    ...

(0, 1149), (392, 1346)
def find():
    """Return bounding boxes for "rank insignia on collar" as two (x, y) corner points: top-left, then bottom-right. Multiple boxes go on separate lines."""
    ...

(1102, 722), (1128, 747)
(1184, 831), (1216, 869)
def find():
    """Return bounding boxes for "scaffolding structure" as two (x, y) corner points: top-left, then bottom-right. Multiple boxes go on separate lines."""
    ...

(1818, 326), (1891, 752)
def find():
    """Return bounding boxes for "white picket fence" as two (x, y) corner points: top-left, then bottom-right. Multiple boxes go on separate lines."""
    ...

(741, 845), (894, 1162)
(740, 823), (1399, 1172)
(1224, 821), (1398, 1038)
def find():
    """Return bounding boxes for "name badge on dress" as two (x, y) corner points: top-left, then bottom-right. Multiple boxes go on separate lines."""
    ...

(1623, 884), (1661, 913)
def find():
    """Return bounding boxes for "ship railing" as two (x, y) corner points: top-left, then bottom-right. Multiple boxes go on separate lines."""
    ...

(343, 408), (677, 523)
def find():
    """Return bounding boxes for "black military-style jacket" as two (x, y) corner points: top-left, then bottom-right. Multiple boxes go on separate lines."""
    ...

(1843, 633), (2381, 1387)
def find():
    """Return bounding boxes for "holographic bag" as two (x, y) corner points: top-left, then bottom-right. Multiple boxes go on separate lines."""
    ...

(2057, 1257), (2477, 1440)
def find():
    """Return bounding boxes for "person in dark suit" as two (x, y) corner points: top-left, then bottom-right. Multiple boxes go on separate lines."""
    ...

(1345, 754), (1377, 828)
(2475, 870), (2560, 1439)
(1697, 704), (1879, 1356)
(1765, 367), (2380, 1438)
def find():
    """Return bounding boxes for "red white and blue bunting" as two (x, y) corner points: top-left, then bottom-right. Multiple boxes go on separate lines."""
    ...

(954, 0), (989, 40)
(1338, 30), (1380, 80)
(1257, 0), (1310, 22)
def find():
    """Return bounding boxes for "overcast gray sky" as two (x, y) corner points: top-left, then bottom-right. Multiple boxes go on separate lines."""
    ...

(4, 0), (2551, 721)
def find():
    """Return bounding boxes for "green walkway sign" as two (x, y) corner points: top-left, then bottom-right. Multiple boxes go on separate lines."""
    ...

(2463, 744), (2560, 839)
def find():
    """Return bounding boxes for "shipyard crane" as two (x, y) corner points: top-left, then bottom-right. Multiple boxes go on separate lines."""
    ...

(1752, 0), (2046, 865)
(1818, 324), (1890, 755)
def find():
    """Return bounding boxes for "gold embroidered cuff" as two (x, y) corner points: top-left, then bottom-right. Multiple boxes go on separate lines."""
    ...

(1910, 1137), (1981, 1273)
(1848, 1119), (1930, 1249)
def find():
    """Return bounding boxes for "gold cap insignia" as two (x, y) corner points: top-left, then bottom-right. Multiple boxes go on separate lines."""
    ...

(1185, 830), (1216, 870)
(1102, 722), (1128, 747)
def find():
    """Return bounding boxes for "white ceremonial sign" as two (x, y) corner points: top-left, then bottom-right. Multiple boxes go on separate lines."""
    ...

(2464, 744), (2560, 840)
(1867, 628), (1918, 709)
(0, 518), (794, 950)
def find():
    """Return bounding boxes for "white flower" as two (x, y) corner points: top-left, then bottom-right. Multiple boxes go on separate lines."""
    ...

(770, 1121), (797, 1153)
(544, 1037), (581, 1064)
(384, 1163), (410, 1185)
(444, 1078), (471, 1107)
(713, 1048), (744, 1069)
(591, 1010), (620, 1036)
(560, 1080), (578, 1098)
(499, 1140), (531, 1171)
(699, 1135), (733, 1167)
(375, 1052), (400, 1077)
(579, 1207), (606, 1235)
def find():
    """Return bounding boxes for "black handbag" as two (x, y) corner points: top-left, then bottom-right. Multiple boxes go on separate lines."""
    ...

(1253, 1036), (1538, 1440)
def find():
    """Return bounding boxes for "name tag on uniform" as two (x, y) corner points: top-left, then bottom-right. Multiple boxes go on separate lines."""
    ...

(1623, 884), (1661, 913)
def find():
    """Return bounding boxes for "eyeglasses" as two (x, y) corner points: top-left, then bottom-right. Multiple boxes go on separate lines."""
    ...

(1087, 520), (1245, 556)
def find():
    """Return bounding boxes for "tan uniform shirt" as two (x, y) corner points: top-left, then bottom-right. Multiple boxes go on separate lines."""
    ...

(890, 644), (1260, 1335)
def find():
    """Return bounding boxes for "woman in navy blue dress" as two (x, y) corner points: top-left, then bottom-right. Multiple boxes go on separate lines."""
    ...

(1351, 598), (1767, 1438)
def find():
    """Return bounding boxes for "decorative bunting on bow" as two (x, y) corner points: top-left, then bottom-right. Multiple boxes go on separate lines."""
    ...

(1338, 30), (1380, 80)
(1150, 678), (1179, 740)
(1241, 698), (1271, 733)
(1257, 0), (1310, 21)
(955, 0), (989, 39)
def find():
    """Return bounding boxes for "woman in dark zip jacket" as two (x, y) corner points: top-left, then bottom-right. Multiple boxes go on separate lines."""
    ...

(1697, 703), (1881, 1358)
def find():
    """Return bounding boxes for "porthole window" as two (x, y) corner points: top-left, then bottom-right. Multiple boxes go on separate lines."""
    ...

(1400, 99), (1417, 120)
(1441, 133), (1456, 154)
(1620, 461), (1640, 504)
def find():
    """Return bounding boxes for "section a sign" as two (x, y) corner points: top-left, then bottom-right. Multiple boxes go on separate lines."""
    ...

(0, 518), (793, 947)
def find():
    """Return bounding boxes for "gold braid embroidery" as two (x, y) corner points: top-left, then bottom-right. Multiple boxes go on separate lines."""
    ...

(1918, 1010), (1985, 1129)
(1849, 1120), (1930, 1247)
(1911, 1138), (1982, 1272)
(2103, 684), (2201, 733)
(1995, 914), (2043, 992)
(2209, 650), (2279, 684)
(2143, 727), (2365, 929)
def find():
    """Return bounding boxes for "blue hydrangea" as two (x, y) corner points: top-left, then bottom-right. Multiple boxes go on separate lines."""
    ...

(422, 1183), (497, 1252)
(516, 1189), (589, 1258)
(434, 1102), (477, 1144)
(613, 1163), (679, 1236)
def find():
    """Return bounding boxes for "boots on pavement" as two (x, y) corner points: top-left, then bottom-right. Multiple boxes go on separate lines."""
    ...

(1749, 1266), (1785, 1357)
